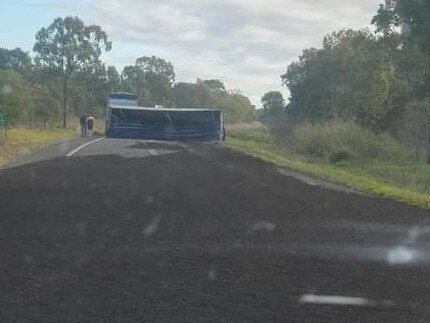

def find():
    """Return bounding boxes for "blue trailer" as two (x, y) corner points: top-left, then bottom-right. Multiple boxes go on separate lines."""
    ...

(105, 93), (224, 141)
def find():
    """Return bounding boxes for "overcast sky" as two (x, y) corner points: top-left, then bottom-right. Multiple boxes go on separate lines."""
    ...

(0, 0), (381, 107)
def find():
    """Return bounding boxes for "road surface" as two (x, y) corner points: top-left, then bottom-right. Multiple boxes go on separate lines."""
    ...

(1, 137), (430, 322)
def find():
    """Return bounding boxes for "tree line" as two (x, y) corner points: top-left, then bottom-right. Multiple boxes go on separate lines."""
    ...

(0, 16), (255, 128)
(262, 0), (430, 149)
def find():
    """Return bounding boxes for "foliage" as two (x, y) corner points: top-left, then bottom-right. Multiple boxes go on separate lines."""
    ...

(120, 65), (147, 98)
(106, 66), (120, 92)
(199, 79), (226, 92)
(32, 83), (60, 128)
(372, 0), (430, 53)
(33, 16), (112, 128)
(282, 29), (410, 129)
(0, 16), (256, 129)
(173, 82), (212, 108)
(226, 125), (430, 207)
(277, 0), (430, 155)
(173, 80), (256, 123)
(328, 150), (351, 164)
(136, 56), (175, 82)
(120, 56), (175, 106)
(0, 70), (33, 124)
(216, 90), (256, 123)
(135, 56), (175, 106)
(290, 121), (412, 163)
(373, 0), (430, 98)
(0, 48), (31, 70)
(261, 91), (285, 117)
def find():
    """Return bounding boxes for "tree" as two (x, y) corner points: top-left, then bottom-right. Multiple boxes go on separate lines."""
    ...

(372, 0), (430, 96)
(135, 56), (175, 82)
(217, 91), (256, 123)
(281, 29), (409, 128)
(0, 70), (33, 124)
(33, 16), (112, 128)
(0, 48), (31, 70)
(372, 0), (430, 52)
(120, 65), (148, 98)
(135, 56), (175, 105)
(106, 66), (120, 92)
(173, 82), (212, 108)
(261, 91), (285, 116)
(199, 79), (226, 93)
(72, 63), (110, 117)
(32, 83), (60, 128)
(172, 80), (255, 123)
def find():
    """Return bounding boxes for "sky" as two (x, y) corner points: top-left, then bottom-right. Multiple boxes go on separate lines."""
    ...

(0, 0), (382, 107)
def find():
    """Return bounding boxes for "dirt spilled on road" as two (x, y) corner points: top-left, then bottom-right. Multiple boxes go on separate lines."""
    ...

(1, 145), (430, 322)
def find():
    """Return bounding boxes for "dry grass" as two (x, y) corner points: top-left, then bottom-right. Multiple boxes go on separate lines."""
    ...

(225, 121), (264, 131)
(0, 127), (75, 167)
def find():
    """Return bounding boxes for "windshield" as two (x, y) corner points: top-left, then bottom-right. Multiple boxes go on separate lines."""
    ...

(1, 0), (430, 322)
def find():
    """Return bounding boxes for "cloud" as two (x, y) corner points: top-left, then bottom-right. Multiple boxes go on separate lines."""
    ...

(84, 0), (381, 106)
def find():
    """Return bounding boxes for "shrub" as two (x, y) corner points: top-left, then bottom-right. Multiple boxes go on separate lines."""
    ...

(290, 121), (413, 163)
(0, 70), (34, 124)
(329, 150), (351, 164)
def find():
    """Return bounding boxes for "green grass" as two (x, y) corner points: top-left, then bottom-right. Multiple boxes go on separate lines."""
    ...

(225, 126), (430, 208)
(0, 127), (75, 167)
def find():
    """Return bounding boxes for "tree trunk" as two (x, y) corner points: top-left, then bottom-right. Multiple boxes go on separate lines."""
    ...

(62, 75), (68, 129)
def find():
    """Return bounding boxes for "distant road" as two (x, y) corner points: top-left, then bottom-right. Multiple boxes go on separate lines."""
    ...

(1, 137), (430, 322)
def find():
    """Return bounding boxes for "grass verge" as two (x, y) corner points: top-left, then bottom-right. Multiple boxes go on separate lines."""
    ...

(225, 127), (430, 208)
(0, 127), (75, 167)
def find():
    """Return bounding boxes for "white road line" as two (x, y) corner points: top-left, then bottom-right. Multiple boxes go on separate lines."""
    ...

(66, 137), (105, 157)
(299, 294), (371, 306)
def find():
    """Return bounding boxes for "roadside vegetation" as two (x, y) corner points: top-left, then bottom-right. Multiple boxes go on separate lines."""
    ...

(0, 17), (255, 130)
(225, 0), (430, 208)
(1, 1), (429, 207)
(226, 123), (430, 208)
(0, 16), (255, 165)
(0, 127), (74, 167)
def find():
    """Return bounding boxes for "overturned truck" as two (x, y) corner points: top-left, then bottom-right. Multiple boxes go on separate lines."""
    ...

(105, 92), (225, 141)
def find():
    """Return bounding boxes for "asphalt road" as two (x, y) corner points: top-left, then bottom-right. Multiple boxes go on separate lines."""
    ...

(1, 137), (430, 322)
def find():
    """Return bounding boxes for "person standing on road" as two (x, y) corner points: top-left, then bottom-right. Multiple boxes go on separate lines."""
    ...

(80, 114), (87, 137)
(87, 115), (95, 137)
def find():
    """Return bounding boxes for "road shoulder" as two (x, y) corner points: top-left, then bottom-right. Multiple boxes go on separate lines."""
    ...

(2, 137), (94, 170)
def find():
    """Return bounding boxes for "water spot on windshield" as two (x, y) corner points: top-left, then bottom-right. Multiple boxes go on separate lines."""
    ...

(387, 246), (419, 265)
(24, 255), (33, 263)
(143, 216), (161, 236)
(249, 221), (275, 233)
(145, 195), (154, 204)
(76, 221), (87, 236)
(124, 211), (134, 220)
(207, 269), (216, 281)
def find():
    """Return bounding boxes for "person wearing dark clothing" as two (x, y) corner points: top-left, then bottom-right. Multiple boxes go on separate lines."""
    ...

(80, 114), (87, 137)
(87, 115), (95, 137)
